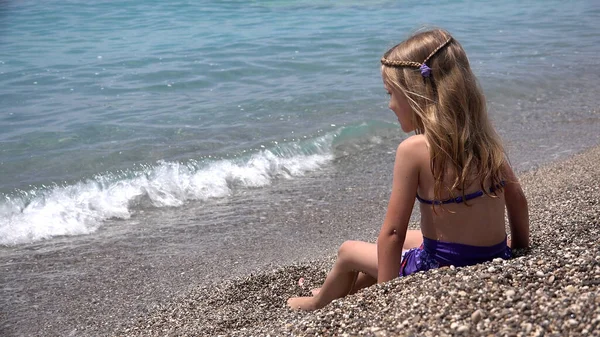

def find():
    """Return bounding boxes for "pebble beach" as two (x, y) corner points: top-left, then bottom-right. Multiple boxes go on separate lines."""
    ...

(2, 2), (600, 336)
(120, 146), (600, 336)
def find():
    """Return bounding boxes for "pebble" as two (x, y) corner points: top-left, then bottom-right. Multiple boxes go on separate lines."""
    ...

(457, 325), (469, 333)
(471, 310), (483, 324)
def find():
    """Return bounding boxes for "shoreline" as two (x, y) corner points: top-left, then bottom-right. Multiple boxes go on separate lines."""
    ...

(122, 145), (600, 337)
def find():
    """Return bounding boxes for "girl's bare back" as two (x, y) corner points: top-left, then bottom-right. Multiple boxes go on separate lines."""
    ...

(409, 134), (508, 247)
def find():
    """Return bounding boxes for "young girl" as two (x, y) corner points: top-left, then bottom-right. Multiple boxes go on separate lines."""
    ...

(287, 28), (530, 311)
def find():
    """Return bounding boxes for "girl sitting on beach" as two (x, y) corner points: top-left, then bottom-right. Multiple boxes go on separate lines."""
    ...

(287, 28), (530, 311)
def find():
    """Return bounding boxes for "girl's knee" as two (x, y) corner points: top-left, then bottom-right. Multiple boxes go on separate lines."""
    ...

(337, 240), (366, 266)
(337, 240), (357, 259)
(336, 240), (376, 275)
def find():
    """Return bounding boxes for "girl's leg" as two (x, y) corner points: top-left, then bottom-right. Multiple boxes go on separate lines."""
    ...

(287, 240), (377, 311)
(309, 231), (421, 297)
(350, 272), (377, 294)
(311, 272), (376, 296)
(309, 230), (422, 297)
(290, 231), (422, 310)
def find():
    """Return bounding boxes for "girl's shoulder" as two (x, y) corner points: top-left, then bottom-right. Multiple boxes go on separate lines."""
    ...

(398, 134), (428, 154)
(396, 134), (429, 168)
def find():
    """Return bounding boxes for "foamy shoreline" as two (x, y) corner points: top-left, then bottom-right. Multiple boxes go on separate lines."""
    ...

(121, 146), (600, 336)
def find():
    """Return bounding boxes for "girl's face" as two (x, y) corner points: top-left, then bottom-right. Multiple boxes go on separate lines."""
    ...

(383, 78), (415, 133)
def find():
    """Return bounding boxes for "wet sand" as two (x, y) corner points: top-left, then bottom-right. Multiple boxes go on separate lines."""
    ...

(121, 145), (600, 337)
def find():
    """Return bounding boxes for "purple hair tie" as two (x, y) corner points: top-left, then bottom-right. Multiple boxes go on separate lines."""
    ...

(419, 63), (431, 78)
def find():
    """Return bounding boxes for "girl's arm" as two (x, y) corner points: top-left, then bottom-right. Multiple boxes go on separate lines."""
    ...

(377, 137), (421, 283)
(502, 162), (530, 249)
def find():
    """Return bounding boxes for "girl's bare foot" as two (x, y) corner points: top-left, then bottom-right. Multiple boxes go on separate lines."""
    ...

(310, 288), (321, 296)
(287, 296), (319, 311)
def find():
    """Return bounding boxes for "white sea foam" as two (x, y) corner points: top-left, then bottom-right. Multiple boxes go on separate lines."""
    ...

(0, 142), (333, 246)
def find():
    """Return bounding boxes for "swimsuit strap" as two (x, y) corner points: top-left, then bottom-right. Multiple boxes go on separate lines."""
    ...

(416, 181), (506, 205)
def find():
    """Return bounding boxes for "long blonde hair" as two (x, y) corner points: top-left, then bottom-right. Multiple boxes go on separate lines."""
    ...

(381, 28), (506, 203)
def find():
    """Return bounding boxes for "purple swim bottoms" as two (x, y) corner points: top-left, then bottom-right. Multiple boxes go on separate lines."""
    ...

(399, 236), (511, 277)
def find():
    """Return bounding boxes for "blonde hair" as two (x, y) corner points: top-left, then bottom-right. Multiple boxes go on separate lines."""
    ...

(381, 28), (506, 204)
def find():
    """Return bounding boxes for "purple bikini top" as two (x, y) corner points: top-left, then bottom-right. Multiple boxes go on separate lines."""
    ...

(416, 181), (506, 205)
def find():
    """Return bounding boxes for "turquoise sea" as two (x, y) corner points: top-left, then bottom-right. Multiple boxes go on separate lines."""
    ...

(2, 0), (599, 246)
(1, 1), (599, 335)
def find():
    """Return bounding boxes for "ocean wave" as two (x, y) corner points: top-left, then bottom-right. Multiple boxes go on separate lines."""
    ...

(0, 135), (336, 246)
(0, 121), (401, 246)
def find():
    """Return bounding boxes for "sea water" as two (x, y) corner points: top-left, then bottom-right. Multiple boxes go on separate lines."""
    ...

(2, 0), (598, 247)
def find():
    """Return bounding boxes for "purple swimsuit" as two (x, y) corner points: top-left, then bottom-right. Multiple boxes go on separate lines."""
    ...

(399, 236), (511, 277)
(403, 183), (511, 276)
